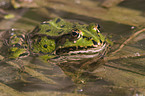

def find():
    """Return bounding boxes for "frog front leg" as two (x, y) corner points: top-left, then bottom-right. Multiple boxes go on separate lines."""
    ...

(8, 31), (29, 59)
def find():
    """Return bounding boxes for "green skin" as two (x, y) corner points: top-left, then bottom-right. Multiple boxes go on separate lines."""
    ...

(8, 18), (113, 60)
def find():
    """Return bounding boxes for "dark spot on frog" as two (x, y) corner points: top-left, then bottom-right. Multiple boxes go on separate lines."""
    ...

(58, 32), (62, 34)
(97, 24), (100, 29)
(98, 34), (100, 37)
(43, 44), (47, 48)
(39, 51), (43, 54)
(15, 43), (21, 47)
(60, 25), (65, 28)
(23, 45), (27, 48)
(46, 29), (51, 32)
(103, 41), (106, 44)
(82, 36), (87, 38)
(19, 53), (29, 57)
(100, 40), (102, 43)
(87, 46), (94, 48)
(92, 40), (98, 45)
(47, 52), (50, 54)
(56, 18), (61, 23)
(37, 37), (41, 43)
(78, 46), (85, 50)
(58, 29), (63, 34)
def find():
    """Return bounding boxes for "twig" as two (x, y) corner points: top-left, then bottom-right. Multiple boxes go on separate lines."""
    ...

(112, 28), (145, 54)
(105, 53), (145, 61)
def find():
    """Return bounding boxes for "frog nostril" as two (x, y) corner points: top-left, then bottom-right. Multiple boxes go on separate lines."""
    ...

(43, 44), (47, 48)
(92, 40), (98, 45)
(87, 37), (92, 40)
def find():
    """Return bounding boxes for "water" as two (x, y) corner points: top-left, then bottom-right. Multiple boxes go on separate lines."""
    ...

(0, 0), (145, 96)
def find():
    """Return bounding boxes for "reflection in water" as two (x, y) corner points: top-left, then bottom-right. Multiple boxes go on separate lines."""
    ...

(57, 50), (106, 84)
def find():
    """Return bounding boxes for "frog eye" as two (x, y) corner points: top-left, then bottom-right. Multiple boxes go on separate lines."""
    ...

(72, 29), (81, 38)
(72, 31), (79, 37)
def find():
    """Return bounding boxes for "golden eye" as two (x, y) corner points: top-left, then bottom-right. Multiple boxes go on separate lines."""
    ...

(72, 31), (79, 37)
(72, 29), (81, 38)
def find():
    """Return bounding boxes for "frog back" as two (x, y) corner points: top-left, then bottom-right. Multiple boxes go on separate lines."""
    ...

(30, 18), (75, 37)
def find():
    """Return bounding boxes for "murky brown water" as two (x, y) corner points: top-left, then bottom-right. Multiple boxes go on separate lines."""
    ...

(0, 0), (145, 96)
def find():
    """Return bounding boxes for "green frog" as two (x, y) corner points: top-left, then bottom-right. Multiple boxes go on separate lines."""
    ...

(7, 18), (113, 61)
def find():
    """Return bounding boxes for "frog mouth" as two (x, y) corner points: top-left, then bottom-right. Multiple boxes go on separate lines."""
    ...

(56, 43), (106, 55)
